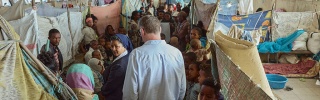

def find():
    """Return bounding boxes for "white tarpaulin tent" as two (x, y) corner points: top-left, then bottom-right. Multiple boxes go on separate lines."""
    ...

(4, 1), (84, 67)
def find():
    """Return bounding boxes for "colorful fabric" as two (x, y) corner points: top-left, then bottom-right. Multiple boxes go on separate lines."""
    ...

(264, 60), (316, 75)
(66, 64), (98, 100)
(0, 15), (64, 100)
(258, 30), (305, 53)
(217, 11), (271, 42)
(218, 0), (238, 15)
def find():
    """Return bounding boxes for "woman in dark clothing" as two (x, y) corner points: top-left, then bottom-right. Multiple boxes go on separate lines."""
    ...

(104, 25), (115, 40)
(101, 34), (133, 100)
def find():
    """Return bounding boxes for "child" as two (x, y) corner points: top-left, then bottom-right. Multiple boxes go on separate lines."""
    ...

(104, 39), (113, 67)
(170, 35), (179, 49)
(199, 78), (221, 100)
(190, 27), (207, 48)
(118, 27), (126, 35)
(187, 39), (210, 62)
(198, 64), (213, 86)
(98, 38), (108, 61)
(161, 33), (166, 40)
(183, 52), (197, 80)
(92, 50), (102, 60)
(186, 62), (201, 100)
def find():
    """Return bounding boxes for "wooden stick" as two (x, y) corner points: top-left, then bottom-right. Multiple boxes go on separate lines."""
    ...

(19, 42), (57, 86)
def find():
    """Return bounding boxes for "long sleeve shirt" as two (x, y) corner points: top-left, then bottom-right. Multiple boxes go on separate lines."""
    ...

(122, 40), (186, 100)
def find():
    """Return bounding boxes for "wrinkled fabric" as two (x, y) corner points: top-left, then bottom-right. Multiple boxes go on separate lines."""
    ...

(66, 64), (98, 100)
(258, 30), (305, 53)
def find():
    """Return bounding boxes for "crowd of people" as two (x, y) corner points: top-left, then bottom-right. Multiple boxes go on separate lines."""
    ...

(36, 1), (223, 100)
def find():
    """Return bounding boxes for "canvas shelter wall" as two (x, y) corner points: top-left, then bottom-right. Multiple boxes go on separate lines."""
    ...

(9, 11), (39, 55)
(25, 3), (84, 17)
(91, 0), (121, 35)
(0, 0), (27, 21)
(0, 15), (57, 100)
(193, 0), (216, 29)
(274, 0), (320, 12)
(214, 31), (275, 99)
(272, 12), (319, 41)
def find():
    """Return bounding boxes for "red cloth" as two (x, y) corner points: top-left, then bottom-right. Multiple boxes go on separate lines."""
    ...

(263, 60), (316, 75)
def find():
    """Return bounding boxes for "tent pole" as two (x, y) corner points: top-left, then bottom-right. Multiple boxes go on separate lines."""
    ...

(67, 0), (75, 60)
(32, 0), (35, 7)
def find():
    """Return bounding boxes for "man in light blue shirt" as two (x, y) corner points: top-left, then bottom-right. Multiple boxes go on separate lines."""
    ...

(123, 15), (186, 100)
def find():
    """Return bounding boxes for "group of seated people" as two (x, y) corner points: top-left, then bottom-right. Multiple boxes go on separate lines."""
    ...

(36, 2), (224, 100)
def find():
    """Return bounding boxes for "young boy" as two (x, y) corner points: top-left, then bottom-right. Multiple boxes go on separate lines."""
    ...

(187, 39), (210, 62)
(186, 62), (201, 100)
(199, 78), (221, 100)
(190, 27), (206, 48)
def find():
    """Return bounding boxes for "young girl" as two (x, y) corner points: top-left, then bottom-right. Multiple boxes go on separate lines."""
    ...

(199, 78), (221, 100)
(190, 27), (207, 48)
(183, 52), (197, 80)
(186, 62), (201, 100)
(187, 39), (210, 62)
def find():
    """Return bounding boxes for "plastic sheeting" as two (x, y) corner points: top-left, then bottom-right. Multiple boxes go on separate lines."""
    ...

(1, 0), (25, 21)
(272, 12), (319, 41)
(91, 0), (121, 34)
(217, 11), (271, 42)
(0, 15), (57, 100)
(194, 0), (216, 29)
(9, 9), (83, 67)
(25, 3), (84, 17)
(214, 31), (275, 99)
(9, 11), (39, 55)
(218, 0), (238, 15)
(238, 0), (253, 15)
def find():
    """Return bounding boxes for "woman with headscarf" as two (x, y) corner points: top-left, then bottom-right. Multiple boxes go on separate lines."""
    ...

(80, 17), (98, 53)
(104, 25), (115, 40)
(88, 58), (105, 94)
(128, 11), (141, 48)
(101, 34), (133, 100)
(66, 64), (99, 100)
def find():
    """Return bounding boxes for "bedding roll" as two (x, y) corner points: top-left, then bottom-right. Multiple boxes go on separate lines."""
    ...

(215, 31), (275, 99)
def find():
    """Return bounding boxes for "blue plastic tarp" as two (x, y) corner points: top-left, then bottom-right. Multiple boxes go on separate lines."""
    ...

(258, 30), (305, 53)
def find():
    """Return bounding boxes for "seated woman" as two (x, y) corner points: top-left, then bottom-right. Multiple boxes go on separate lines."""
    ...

(66, 64), (98, 100)
(101, 34), (133, 100)
(80, 17), (97, 53)
(88, 58), (105, 94)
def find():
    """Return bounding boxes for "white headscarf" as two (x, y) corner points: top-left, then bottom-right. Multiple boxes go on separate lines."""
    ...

(88, 58), (103, 72)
